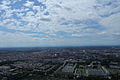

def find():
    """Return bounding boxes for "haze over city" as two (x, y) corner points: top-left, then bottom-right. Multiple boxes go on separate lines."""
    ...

(0, 0), (120, 47)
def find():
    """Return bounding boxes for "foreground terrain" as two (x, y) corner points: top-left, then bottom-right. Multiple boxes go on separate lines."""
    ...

(0, 46), (120, 80)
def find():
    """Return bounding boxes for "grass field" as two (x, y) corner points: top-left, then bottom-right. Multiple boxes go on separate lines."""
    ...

(75, 65), (85, 73)
(108, 69), (120, 74)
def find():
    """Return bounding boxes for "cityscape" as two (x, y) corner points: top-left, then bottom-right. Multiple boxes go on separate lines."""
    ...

(0, 46), (120, 80)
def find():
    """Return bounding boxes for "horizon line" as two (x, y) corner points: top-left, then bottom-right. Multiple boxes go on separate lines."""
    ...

(0, 45), (120, 49)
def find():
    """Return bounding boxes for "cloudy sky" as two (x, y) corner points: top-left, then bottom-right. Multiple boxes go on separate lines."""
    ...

(0, 0), (120, 47)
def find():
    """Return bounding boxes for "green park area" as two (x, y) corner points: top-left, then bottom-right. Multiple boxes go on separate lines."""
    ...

(75, 65), (85, 73)
(108, 69), (120, 74)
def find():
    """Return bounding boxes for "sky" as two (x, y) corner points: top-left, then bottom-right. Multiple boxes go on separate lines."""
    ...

(0, 0), (120, 47)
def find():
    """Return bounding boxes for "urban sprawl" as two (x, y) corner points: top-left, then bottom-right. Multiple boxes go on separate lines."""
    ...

(0, 47), (120, 80)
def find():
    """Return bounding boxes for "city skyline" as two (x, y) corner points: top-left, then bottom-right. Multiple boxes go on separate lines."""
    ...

(0, 0), (120, 47)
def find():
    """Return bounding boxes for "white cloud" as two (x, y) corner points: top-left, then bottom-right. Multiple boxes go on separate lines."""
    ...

(0, 5), (9, 10)
(71, 33), (84, 37)
(100, 13), (120, 33)
(33, 6), (41, 11)
(37, 0), (46, 3)
(26, 11), (35, 16)
(1, 0), (11, 5)
(24, 1), (34, 7)
(112, 33), (120, 36)
(46, 0), (99, 21)
(0, 0), (11, 10)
